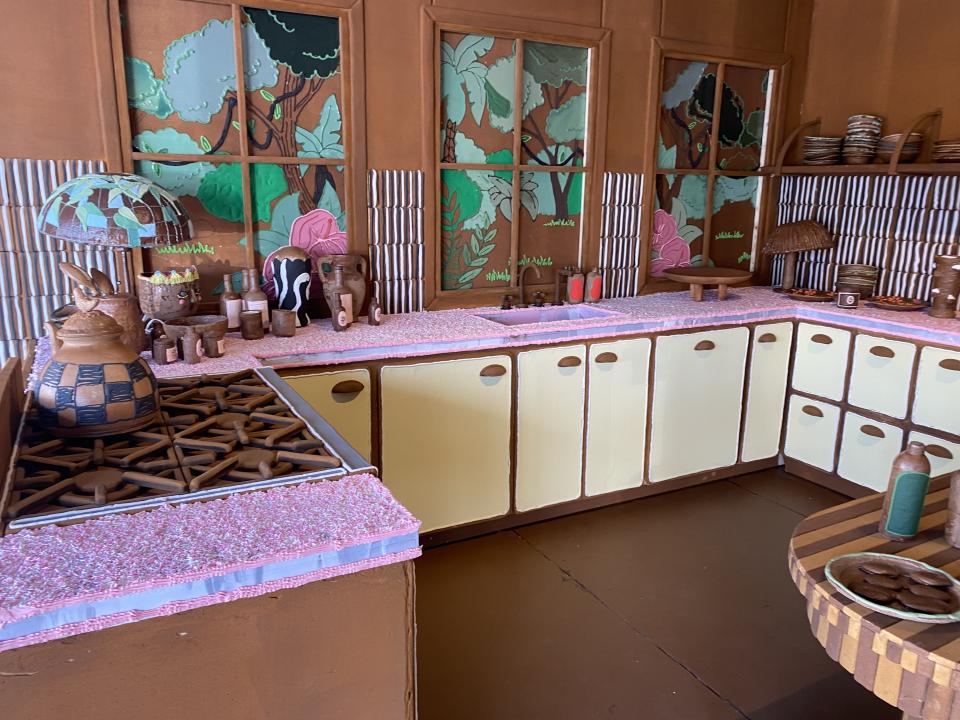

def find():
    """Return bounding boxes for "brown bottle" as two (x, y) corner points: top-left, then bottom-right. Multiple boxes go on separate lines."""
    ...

(242, 268), (269, 329)
(329, 265), (354, 323)
(368, 295), (382, 326)
(878, 442), (932, 541)
(946, 471), (960, 548)
(331, 293), (350, 332)
(181, 328), (202, 364)
(220, 273), (242, 331)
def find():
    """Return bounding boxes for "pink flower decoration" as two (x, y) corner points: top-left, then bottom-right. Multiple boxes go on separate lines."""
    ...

(262, 209), (348, 299)
(649, 208), (692, 277)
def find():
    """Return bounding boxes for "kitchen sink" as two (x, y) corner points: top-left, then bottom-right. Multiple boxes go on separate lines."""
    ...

(473, 305), (624, 326)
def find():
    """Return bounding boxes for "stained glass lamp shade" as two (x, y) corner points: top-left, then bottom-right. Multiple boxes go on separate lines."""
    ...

(37, 173), (193, 291)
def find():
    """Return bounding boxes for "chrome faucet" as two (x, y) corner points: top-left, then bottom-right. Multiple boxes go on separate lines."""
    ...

(518, 263), (542, 308)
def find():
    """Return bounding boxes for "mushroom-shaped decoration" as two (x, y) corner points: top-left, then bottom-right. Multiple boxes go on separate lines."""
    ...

(763, 220), (834, 291)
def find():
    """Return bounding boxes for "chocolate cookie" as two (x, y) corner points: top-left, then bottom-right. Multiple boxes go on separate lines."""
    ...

(907, 584), (953, 603)
(850, 580), (895, 604)
(897, 590), (951, 614)
(908, 570), (953, 588)
(861, 561), (898, 576)
(862, 573), (902, 590)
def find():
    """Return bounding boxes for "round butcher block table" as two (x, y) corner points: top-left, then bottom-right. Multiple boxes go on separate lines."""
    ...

(662, 267), (752, 301)
(788, 474), (960, 720)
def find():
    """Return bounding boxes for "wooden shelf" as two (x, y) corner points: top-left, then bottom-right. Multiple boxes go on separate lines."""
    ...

(771, 162), (960, 176)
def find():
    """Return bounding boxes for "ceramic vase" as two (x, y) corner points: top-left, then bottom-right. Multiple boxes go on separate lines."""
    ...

(272, 247), (312, 326)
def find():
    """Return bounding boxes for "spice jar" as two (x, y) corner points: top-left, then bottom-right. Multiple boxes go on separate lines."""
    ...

(271, 309), (296, 337)
(181, 327), (202, 364)
(152, 335), (177, 365)
(203, 329), (225, 358)
(878, 441), (932, 541)
(240, 310), (264, 340)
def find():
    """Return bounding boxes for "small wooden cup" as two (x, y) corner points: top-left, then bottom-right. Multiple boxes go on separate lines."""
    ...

(240, 311), (264, 340)
(271, 309), (296, 337)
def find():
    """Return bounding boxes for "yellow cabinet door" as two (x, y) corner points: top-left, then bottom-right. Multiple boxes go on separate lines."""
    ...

(913, 347), (960, 435)
(516, 345), (586, 511)
(649, 327), (749, 482)
(741, 322), (794, 462)
(783, 395), (841, 472)
(847, 334), (917, 419)
(282, 369), (372, 462)
(837, 412), (904, 491)
(908, 431), (960, 479)
(791, 323), (851, 401)
(380, 356), (512, 532)
(585, 338), (651, 496)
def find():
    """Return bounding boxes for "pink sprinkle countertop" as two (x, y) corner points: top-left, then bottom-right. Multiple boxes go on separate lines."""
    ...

(27, 287), (960, 386)
(0, 474), (420, 651)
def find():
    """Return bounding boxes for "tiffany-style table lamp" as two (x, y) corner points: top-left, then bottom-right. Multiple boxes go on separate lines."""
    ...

(36, 173), (193, 293)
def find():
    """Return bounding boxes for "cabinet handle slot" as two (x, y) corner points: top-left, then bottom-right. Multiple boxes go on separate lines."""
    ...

(694, 340), (716, 351)
(757, 333), (777, 343)
(557, 356), (582, 368)
(940, 358), (960, 372)
(479, 364), (507, 377)
(801, 405), (824, 418)
(595, 352), (618, 364)
(331, 380), (365, 395)
(860, 424), (885, 439)
(811, 333), (833, 345)
(869, 345), (895, 359)
(926, 444), (955, 460)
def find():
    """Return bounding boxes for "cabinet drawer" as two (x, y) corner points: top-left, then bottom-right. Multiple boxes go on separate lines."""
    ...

(792, 323), (851, 401)
(585, 338), (650, 496)
(908, 431), (960, 479)
(784, 396), (841, 472)
(516, 345), (586, 511)
(837, 412), (903, 491)
(741, 322), (793, 462)
(913, 347), (960, 435)
(282, 369), (372, 462)
(649, 327), (749, 482)
(380, 356), (512, 532)
(847, 334), (916, 419)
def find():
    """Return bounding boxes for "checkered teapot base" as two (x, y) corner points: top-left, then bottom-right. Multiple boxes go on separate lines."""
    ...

(36, 357), (160, 437)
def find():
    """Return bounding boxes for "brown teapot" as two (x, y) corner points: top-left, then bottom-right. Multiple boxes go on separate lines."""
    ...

(36, 293), (160, 437)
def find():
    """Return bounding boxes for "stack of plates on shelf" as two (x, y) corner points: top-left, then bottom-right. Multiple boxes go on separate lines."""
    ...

(933, 139), (960, 163)
(876, 133), (923, 163)
(836, 263), (879, 297)
(803, 136), (843, 165)
(843, 115), (883, 165)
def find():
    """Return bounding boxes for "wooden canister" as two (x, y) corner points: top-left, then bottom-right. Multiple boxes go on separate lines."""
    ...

(271, 309), (296, 337)
(878, 441), (932, 541)
(240, 310), (264, 340)
(930, 255), (960, 319)
(946, 471), (960, 548)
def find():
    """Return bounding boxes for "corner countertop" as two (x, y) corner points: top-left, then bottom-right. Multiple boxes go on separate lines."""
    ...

(27, 288), (960, 385)
(0, 474), (420, 652)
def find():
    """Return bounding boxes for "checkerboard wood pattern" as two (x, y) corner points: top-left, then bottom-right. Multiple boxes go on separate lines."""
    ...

(789, 475), (960, 719)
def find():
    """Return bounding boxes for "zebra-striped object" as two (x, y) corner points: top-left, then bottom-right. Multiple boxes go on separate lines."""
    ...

(367, 170), (425, 314)
(773, 173), (960, 299)
(599, 172), (643, 298)
(0, 157), (110, 365)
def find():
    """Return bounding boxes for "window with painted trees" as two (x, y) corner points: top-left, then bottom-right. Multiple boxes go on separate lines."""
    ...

(116, 0), (355, 298)
(652, 55), (778, 279)
(438, 31), (595, 297)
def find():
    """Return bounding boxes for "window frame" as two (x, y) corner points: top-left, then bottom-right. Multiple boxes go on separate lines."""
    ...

(422, 6), (610, 309)
(107, 0), (367, 279)
(641, 37), (790, 291)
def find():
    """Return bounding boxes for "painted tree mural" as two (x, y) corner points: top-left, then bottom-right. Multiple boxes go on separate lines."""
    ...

(124, 6), (346, 294)
(439, 33), (588, 290)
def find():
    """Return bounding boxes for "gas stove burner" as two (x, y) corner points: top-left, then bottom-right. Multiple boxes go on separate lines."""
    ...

(3, 369), (353, 531)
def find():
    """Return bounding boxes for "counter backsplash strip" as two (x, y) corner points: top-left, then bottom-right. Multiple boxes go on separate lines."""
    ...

(599, 172), (643, 298)
(367, 169), (425, 314)
(0, 157), (113, 365)
(773, 173), (960, 299)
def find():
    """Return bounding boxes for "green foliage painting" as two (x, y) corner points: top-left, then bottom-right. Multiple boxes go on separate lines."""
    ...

(126, 8), (345, 221)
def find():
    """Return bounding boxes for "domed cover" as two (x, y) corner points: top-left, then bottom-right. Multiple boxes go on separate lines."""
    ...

(59, 309), (123, 337)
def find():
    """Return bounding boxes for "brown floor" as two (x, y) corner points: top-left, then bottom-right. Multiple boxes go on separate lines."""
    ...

(415, 469), (902, 720)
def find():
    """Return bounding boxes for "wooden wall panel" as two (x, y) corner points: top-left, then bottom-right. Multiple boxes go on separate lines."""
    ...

(659, 0), (791, 53)
(801, 0), (960, 138)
